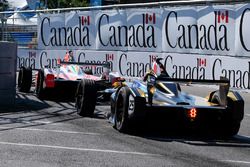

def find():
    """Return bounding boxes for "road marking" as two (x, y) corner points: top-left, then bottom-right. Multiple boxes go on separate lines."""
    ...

(32, 120), (54, 124)
(0, 141), (162, 157)
(221, 160), (250, 165)
(0, 126), (101, 136)
(246, 114), (250, 117)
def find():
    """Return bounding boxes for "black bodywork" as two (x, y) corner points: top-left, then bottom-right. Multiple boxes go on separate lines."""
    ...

(108, 77), (244, 136)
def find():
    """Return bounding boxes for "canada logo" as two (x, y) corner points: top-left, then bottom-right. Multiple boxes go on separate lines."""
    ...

(80, 16), (90, 25)
(106, 53), (114, 61)
(214, 10), (229, 23)
(145, 13), (156, 24)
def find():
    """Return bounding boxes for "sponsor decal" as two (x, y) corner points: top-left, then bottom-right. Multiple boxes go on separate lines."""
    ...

(77, 52), (114, 75)
(40, 16), (91, 47)
(97, 13), (157, 48)
(145, 13), (156, 24)
(215, 10), (229, 24)
(17, 51), (37, 69)
(40, 51), (60, 68)
(212, 58), (250, 89)
(239, 8), (250, 52)
(118, 53), (155, 77)
(163, 55), (206, 80)
(106, 53), (114, 61)
(164, 10), (230, 51)
(81, 15), (90, 25)
(197, 58), (207, 67)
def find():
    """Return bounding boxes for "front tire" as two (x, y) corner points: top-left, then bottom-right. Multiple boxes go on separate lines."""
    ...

(114, 87), (131, 133)
(75, 79), (97, 117)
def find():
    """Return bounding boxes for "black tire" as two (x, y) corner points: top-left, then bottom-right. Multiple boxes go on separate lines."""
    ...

(114, 87), (131, 133)
(36, 70), (46, 99)
(75, 79), (97, 117)
(210, 93), (240, 136)
(18, 67), (32, 93)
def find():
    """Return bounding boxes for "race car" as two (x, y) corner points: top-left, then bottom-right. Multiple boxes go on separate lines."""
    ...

(107, 76), (244, 137)
(17, 61), (124, 116)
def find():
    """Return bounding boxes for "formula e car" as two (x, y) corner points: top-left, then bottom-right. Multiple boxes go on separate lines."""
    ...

(18, 61), (123, 116)
(108, 77), (244, 137)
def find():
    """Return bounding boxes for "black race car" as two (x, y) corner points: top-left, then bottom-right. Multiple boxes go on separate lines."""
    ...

(107, 76), (244, 137)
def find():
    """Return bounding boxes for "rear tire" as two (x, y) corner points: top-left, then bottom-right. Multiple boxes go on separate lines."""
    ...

(210, 93), (241, 137)
(75, 79), (97, 117)
(18, 67), (32, 93)
(36, 70), (46, 99)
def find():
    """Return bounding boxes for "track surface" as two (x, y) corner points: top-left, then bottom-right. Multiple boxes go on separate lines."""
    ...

(0, 86), (249, 167)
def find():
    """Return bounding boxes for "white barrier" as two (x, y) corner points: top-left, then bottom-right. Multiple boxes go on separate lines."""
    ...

(17, 49), (250, 89)
(37, 3), (250, 57)
(15, 1), (250, 90)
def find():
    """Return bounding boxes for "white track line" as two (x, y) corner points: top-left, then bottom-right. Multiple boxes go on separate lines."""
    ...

(0, 126), (101, 135)
(246, 114), (250, 117)
(220, 160), (250, 165)
(0, 141), (162, 157)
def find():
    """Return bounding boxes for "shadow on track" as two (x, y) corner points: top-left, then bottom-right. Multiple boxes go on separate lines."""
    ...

(126, 125), (250, 148)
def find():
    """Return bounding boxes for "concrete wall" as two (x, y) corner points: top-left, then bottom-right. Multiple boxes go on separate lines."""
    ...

(0, 42), (17, 110)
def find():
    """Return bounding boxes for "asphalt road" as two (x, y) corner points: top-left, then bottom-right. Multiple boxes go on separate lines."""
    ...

(0, 85), (249, 167)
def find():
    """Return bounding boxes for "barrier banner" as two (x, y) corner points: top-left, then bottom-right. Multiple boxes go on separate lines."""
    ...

(162, 6), (198, 54)
(95, 9), (127, 51)
(126, 8), (162, 52)
(117, 51), (161, 78)
(17, 48), (250, 89)
(65, 11), (96, 50)
(235, 3), (250, 56)
(38, 13), (66, 50)
(37, 3), (250, 57)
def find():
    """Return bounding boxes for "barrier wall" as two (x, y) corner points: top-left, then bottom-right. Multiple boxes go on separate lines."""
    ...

(0, 42), (17, 109)
(16, 2), (250, 90)
(17, 49), (250, 89)
(37, 3), (250, 57)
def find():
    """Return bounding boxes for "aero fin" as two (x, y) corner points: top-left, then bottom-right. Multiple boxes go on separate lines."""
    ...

(219, 76), (230, 106)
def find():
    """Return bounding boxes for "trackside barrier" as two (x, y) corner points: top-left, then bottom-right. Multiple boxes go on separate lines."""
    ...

(0, 42), (17, 110)
(2, 0), (250, 90)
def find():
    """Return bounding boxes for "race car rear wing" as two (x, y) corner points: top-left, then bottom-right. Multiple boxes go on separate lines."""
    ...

(60, 61), (111, 69)
(156, 76), (230, 106)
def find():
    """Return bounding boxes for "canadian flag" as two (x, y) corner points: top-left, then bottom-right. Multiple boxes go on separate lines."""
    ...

(106, 54), (114, 61)
(145, 13), (156, 24)
(150, 55), (157, 62)
(81, 16), (90, 25)
(197, 58), (207, 67)
(215, 11), (229, 23)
